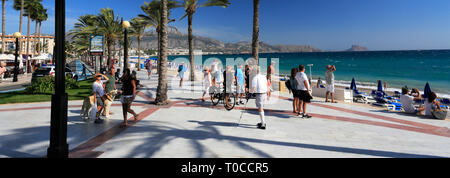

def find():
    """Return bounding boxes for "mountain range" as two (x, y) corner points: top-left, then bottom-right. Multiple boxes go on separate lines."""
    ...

(67, 31), (368, 53)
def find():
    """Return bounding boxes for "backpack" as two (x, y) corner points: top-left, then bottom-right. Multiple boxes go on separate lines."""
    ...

(285, 79), (292, 91)
(178, 65), (183, 72)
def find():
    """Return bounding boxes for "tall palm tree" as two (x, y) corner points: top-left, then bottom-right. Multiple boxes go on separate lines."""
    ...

(69, 14), (99, 66)
(178, 0), (230, 81)
(13, 0), (24, 33)
(139, 0), (179, 60)
(1, 0), (7, 54)
(156, 0), (169, 105)
(36, 7), (47, 55)
(130, 17), (148, 71)
(23, 0), (41, 73)
(13, 0), (24, 54)
(252, 0), (259, 62)
(96, 8), (122, 70)
(23, 0), (42, 56)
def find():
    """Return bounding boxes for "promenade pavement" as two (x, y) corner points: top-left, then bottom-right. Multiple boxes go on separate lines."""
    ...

(0, 70), (449, 158)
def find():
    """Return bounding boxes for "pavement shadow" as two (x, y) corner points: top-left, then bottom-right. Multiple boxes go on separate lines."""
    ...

(106, 120), (443, 158)
(369, 109), (436, 120)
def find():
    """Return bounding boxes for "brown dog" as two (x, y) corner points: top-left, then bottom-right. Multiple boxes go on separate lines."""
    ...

(80, 95), (95, 119)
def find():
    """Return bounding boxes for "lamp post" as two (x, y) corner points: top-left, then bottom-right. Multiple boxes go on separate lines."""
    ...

(47, 0), (69, 158)
(13, 32), (22, 82)
(122, 20), (130, 71)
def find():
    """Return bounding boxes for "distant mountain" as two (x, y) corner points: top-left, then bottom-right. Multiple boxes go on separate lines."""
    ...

(346, 45), (368, 52)
(126, 31), (322, 54)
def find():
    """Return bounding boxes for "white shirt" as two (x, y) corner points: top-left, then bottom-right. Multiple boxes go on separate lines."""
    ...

(424, 100), (436, 116)
(295, 72), (310, 91)
(400, 94), (416, 113)
(251, 74), (268, 94)
(93, 81), (105, 97)
(211, 62), (219, 73)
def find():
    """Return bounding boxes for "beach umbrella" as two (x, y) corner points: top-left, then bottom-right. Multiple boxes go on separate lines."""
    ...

(350, 78), (356, 90)
(423, 82), (432, 98)
(377, 80), (383, 92)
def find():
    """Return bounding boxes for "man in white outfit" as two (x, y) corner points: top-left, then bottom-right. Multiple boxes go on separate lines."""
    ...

(251, 66), (268, 130)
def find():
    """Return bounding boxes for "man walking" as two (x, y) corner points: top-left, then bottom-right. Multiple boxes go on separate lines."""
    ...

(235, 64), (245, 105)
(296, 65), (313, 118)
(103, 68), (117, 118)
(178, 62), (186, 87)
(251, 66), (268, 129)
(325, 65), (336, 103)
(146, 60), (153, 80)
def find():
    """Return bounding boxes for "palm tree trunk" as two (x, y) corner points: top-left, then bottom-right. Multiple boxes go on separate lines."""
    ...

(188, 13), (195, 81)
(137, 36), (141, 71)
(26, 9), (30, 73)
(2, 0), (5, 54)
(34, 20), (38, 55)
(156, 0), (169, 105)
(19, 0), (23, 33)
(252, 0), (260, 62)
(107, 39), (112, 70)
(38, 22), (42, 55)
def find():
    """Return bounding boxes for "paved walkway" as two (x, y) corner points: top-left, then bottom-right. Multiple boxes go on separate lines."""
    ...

(0, 70), (449, 158)
(0, 73), (31, 92)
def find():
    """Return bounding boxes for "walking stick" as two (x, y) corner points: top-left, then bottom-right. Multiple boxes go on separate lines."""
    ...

(237, 93), (252, 127)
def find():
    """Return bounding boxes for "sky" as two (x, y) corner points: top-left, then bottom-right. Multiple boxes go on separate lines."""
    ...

(2, 0), (450, 51)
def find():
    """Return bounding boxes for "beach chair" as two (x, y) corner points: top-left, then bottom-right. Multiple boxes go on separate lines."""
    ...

(387, 101), (403, 112)
(442, 98), (450, 105)
(353, 89), (369, 104)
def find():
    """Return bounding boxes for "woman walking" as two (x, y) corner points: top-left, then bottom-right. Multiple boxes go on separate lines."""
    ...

(120, 69), (139, 128)
(202, 67), (212, 102)
(290, 68), (299, 113)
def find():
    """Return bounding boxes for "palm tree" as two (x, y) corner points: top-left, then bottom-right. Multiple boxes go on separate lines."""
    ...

(13, 0), (24, 33)
(156, 0), (169, 105)
(69, 14), (99, 65)
(178, 0), (230, 81)
(23, 0), (42, 56)
(36, 7), (47, 55)
(2, 0), (8, 54)
(96, 8), (122, 70)
(252, 0), (259, 62)
(130, 17), (148, 71)
(13, 0), (24, 54)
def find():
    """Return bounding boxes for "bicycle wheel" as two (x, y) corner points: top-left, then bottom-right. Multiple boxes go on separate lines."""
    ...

(224, 93), (236, 111)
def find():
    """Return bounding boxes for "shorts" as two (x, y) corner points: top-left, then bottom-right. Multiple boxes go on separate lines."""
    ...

(147, 69), (152, 73)
(179, 72), (184, 79)
(292, 90), (300, 98)
(255, 93), (267, 109)
(96, 97), (104, 106)
(121, 95), (134, 104)
(298, 90), (312, 103)
(224, 84), (233, 93)
(211, 72), (218, 79)
(327, 84), (335, 93)
(237, 84), (245, 94)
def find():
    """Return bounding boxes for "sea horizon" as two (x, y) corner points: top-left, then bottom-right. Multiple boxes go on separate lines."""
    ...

(167, 50), (450, 98)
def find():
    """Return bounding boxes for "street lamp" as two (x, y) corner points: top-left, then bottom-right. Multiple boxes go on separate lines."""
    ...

(122, 20), (130, 71)
(13, 32), (22, 82)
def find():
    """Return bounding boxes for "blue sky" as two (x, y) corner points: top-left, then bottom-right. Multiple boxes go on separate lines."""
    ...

(3, 0), (450, 51)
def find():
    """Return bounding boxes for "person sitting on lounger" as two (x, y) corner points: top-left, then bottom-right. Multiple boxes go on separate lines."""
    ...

(400, 87), (424, 114)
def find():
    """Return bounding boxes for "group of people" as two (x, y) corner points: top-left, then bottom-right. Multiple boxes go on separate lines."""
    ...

(199, 60), (277, 130)
(400, 87), (442, 118)
(92, 67), (139, 128)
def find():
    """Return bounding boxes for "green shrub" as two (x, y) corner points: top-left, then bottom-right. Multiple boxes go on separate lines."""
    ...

(26, 75), (80, 94)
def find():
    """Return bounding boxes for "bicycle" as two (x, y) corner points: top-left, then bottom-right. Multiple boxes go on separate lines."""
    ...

(209, 83), (237, 111)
